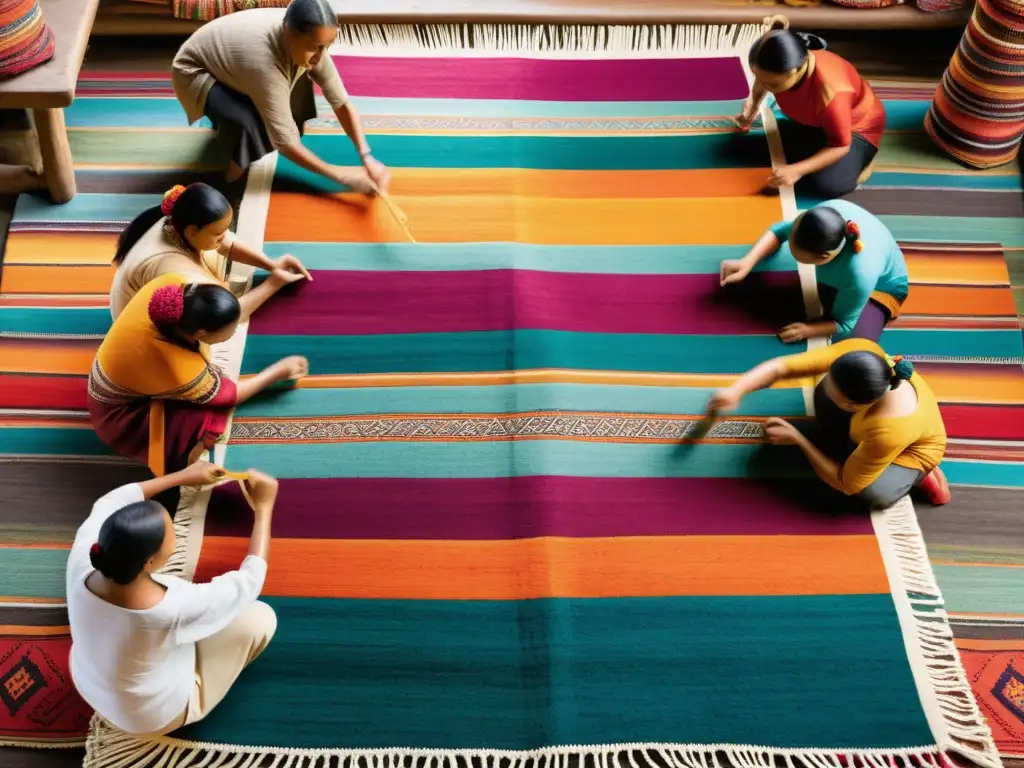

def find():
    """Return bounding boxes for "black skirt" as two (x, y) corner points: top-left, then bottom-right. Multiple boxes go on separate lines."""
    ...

(202, 76), (317, 171)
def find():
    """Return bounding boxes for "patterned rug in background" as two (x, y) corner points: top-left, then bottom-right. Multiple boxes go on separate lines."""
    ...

(0, 67), (226, 750)
(82, 39), (998, 768)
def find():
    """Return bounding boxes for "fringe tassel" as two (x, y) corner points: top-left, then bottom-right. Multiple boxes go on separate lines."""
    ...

(332, 22), (766, 57)
(871, 498), (1002, 768)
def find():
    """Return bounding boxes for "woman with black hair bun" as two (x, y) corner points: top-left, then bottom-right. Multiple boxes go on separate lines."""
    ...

(110, 183), (311, 320)
(719, 198), (908, 344)
(67, 463), (282, 736)
(707, 339), (951, 510)
(736, 27), (885, 198)
(88, 273), (308, 514)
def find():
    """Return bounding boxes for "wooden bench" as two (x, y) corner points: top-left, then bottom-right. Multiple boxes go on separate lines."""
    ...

(0, 0), (101, 203)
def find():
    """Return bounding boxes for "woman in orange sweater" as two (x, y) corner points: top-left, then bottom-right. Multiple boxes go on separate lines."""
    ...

(736, 29), (885, 199)
(708, 339), (950, 510)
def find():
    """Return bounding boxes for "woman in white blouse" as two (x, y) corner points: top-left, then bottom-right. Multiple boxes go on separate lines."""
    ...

(66, 462), (279, 736)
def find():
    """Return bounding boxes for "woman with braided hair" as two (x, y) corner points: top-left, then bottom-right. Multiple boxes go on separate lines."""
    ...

(110, 183), (310, 320)
(719, 199), (909, 344)
(88, 272), (307, 513)
(708, 339), (951, 510)
(736, 26), (885, 198)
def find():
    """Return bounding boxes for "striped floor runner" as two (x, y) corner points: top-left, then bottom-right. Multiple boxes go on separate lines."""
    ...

(0, 48), (1015, 766)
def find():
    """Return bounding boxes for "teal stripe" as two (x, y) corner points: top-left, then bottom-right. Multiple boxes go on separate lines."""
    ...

(0, 428), (113, 457)
(0, 548), (68, 599)
(224, 440), (810, 480)
(67, 98), (211, 128)
(880, 100), (928, 132)
(0, 307), (110, 336)
(181, 594), (931, 750)
(262, 243), (797, 275)
(880, 329), (1023, 360)
(234, 383), (806, 419)
(933, 564), (1024, 615)
(944, 460), (1024, 488)
(13, 193), (159, 224)
(240, 331), (792, 376)
(863, 172), (1023, 191)
(879, 214), (1024, 248)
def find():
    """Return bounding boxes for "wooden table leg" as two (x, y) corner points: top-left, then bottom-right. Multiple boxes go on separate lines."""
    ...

(32, 107), (76, 204)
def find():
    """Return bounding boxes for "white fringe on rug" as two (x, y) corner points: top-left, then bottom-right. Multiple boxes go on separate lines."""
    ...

(333, 22), (765, 58)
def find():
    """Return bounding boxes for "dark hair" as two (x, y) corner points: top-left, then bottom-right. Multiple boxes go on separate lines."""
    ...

(283, 0), (337, 34)
(113, 183), (231, 265)
(792, 205), (848, 254)
(748, 30), (826, 74)
(90, 500), (169, 585)
(152, 283), (240, 343)
(829, 351), (915, 405)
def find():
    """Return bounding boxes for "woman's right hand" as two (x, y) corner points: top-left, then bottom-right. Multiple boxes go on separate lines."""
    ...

(330, 166), (378, 196)
(734, 98), (756, 132)
(707, 386), (742, 414)
(719, 259), (751, 287)
(243, 469), (280, 516)
(269, 355), (309, 382)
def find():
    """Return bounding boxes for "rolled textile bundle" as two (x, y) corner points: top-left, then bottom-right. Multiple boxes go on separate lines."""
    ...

(0, 0), (55, 78)
(924, 0), (1024, 168)
(916, 0), (967, 10)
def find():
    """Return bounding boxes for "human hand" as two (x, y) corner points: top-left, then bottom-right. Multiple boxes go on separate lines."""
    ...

(243, 469), (280, 516)
(707, 386), (742, 414)
(363, 155), (391, 193)
(778, 323), (811, 344)
(270, 355), (309, 382)
(267, 267), (307, 290)
(719, 259), (751, 287)
(734, 97), (757, 132)
(274, 254), (311, 282)
(177, 461), (226, 487)
(763, 417), (800, 446)
(767, 165), (802, 188)
(330, 166), (378, 196)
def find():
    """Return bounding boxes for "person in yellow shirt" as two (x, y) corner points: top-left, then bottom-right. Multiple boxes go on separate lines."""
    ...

(708, 338), (951, 509)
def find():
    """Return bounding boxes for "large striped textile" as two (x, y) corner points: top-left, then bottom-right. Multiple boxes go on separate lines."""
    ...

(924, 0), (1024, 169)
(79, 38), (999, 768)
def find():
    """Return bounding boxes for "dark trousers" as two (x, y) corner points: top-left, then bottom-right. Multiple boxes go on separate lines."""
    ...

(778, 119), (878, 200)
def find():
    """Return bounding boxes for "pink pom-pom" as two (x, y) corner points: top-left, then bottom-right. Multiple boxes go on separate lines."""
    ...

(148, 284), (185, 326)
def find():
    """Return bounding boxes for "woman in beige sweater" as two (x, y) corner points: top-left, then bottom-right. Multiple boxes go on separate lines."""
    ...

(172, 0), (388, 193)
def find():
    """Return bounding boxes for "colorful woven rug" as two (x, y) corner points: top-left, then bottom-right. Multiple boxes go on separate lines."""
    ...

(73, 28), (1000, 768)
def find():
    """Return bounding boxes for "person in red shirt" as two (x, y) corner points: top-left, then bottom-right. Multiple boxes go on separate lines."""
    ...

(735, 29), (886, 199)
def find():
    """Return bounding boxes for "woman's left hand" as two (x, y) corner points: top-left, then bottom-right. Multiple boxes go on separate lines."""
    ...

(778, 322), (811, 344)
(763, 417), (801, 446)
(274, 254), (311, 282)
(363, 156), (391, 194)
(768, 165), (802, 188)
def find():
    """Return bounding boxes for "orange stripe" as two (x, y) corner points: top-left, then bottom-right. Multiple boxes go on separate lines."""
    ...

(266, 193), (780, 245)
(279, 371), (810, 390)
(1, 265), (116, 295)
(900, 285), (1017, 317)
(4, 232), (118, 265)
(195, 535), (889, 600)
(0, 597), (66, 605)
(904, 252), (1009, 285)
(0, 625), (69, 636)
(957, 639), (1024, 652)
(931, 560), (1024, 569)
(0, 338), (99, 375)
(916, 363), (1024, 404)
(363, 168), (774, 199)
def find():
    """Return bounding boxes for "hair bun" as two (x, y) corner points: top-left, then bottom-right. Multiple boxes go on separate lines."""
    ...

(161, 184), (187, 216)
(89, 542), (105, 571)
(885, 354), (914, 387)
(796, 32), (827, 51)
(148, 284), (185, 326)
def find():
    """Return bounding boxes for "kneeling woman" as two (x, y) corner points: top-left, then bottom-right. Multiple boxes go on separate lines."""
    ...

(737, 28), (885, 198)
(88, 273), (307, 512)
(111, 183), (310, 320)
(709, 338), (950, 510)
(720, 199), (908, 343)
(67, 463), (280, 736)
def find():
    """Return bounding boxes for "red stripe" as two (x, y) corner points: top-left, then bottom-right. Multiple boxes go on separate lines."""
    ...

(0, 375), (87, 411)
(939, 404), (1024, 441)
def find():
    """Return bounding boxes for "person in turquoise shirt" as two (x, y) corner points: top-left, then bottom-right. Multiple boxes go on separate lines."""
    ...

(719, 199), (909, 343)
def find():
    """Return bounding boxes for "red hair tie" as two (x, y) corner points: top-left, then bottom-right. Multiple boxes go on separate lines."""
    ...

(845, 220), (864, 254)
(90, 543), (100, 556)
(161, 184), (187, 216)
(148, 284), (185, 326)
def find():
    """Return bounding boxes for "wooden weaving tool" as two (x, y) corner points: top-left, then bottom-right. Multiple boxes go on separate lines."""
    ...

(379, 192), (416, 243)
(213, 469), (257, 511)
(684, 408), (719, 443)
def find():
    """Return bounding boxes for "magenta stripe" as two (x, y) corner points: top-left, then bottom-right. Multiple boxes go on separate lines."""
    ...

(331, 56), (750, 102)
(249, 271), (802, 336)
(206, 477), (873, 540)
